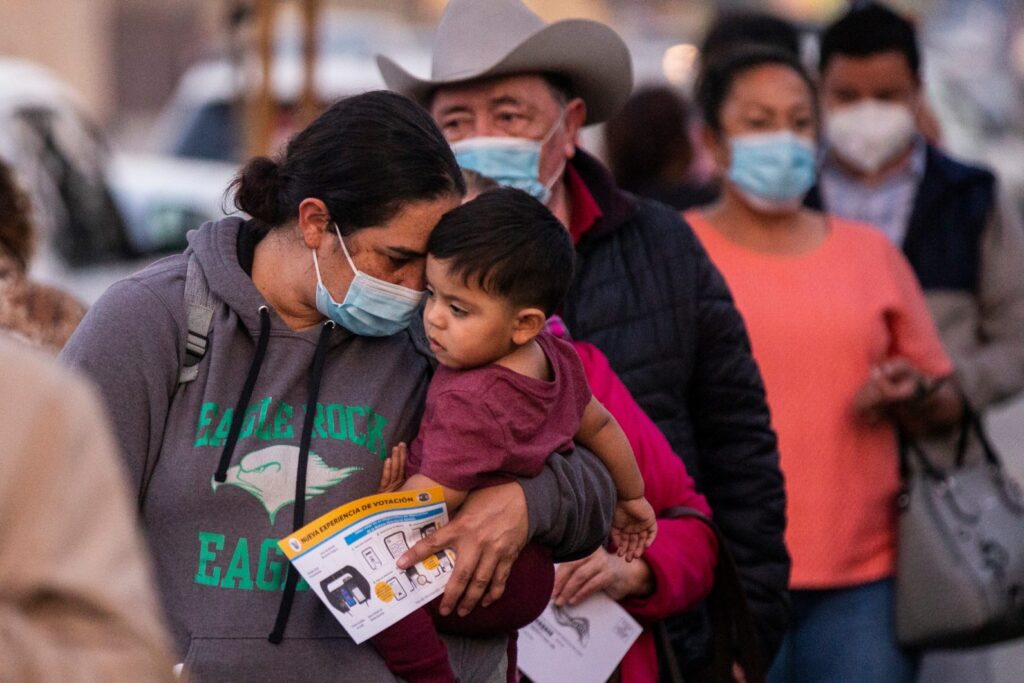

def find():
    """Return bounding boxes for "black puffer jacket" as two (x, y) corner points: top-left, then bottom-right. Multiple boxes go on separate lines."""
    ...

(560, 150), (790, 662)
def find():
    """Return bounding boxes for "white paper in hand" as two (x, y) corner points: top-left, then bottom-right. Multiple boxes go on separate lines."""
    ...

(518, 592), (643, 683)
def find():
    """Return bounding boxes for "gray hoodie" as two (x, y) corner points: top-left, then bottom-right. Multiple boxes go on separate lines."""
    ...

(61, 217), (614, 682)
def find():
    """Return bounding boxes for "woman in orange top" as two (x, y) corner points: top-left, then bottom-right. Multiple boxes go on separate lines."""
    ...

(687, 47), (963, 683)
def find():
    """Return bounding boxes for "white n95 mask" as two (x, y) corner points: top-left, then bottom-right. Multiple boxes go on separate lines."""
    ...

(825, 100), (916, 174)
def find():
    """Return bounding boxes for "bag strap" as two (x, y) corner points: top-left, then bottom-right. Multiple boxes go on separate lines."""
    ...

(656, 506), (766, 683)
(899, 401), (1002, 482)
(960, 406), (1002, 469)
(179, 252), (216, 384)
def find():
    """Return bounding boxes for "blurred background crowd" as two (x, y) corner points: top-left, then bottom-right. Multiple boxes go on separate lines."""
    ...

(1, 0), (1023, 681)
(5, 0), (1020, 472)
(1, 0), (1023, 301)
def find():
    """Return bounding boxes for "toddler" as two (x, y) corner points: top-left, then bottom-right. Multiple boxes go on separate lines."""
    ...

(371, 187), (656, 682)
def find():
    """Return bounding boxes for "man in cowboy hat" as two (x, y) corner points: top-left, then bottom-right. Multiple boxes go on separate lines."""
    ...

(379, 0), (790, 673)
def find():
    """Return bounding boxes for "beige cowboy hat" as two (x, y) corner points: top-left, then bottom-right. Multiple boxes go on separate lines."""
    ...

(376, 0), (633, 125)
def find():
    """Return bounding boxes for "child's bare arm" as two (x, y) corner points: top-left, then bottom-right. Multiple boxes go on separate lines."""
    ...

(401, 473), (468, 513)
(575, 397), (645, 500)
(379, 443), (468, 514)
(577, 398), (657, 560)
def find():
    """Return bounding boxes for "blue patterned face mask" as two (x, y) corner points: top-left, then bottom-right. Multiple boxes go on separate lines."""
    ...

(312, 224), (424, 337)
(451, 112), (566, 204)
(728, 131), (817, 212)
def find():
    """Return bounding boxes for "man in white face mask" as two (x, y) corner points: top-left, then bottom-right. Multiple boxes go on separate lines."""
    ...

(378, 0), (790, 675)
(812, 8), (1024, 682)
(813, 2), (1024, 415)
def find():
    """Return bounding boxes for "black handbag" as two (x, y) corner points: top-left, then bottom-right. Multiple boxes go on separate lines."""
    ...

(896, 408), (1024, 648)
(653, 507), (767, 683)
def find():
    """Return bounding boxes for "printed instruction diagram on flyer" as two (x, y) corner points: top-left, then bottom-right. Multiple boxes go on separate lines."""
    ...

(278, 487), (454, 644)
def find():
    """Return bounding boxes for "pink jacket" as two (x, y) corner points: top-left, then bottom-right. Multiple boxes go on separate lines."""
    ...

(571, 340), (718, 683)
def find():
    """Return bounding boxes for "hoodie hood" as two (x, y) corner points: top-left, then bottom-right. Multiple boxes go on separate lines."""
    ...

(188, 217), (268, 332)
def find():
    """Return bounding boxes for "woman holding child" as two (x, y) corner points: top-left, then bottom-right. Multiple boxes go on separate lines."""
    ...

(61, 91), (613, 681)
(60, 90), (716, 682)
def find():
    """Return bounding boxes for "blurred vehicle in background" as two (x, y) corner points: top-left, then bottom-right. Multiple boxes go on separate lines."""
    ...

(0, 57), (131, 266)
(0, 56), (236, 293)
(153, 8), (431, 163)
(0, 8), (431, 302)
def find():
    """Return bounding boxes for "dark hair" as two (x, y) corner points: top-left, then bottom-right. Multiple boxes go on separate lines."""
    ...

(697, 46), (818, 134)
(605, 86), (694, 193)
(427, 187), (573, 316)
(0, 160), (34, 270)
(819, 2), (920, 79)
(231, 90), (465, 236)
(701, 11), (802, 62)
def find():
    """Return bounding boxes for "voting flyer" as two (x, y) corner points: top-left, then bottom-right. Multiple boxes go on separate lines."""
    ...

(278, 487), (454, 644)
(517, 591), (643, 683)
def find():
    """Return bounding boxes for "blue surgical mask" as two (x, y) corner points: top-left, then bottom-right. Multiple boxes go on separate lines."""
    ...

(451, 112), (566, 204)
(312, 224), (424, 337)
(728, 131), (817, 212)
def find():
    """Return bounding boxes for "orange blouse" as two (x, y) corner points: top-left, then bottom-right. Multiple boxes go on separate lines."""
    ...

(687, 211), (952, 589)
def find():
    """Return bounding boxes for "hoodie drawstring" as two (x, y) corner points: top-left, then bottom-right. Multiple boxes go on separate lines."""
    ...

(269, 319), (336, 644)
(213, 306), (272, 483)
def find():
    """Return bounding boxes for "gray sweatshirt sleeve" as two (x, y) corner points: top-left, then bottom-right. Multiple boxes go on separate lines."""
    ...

(59, 277), (182, 500)
(519, 446), (615, 562)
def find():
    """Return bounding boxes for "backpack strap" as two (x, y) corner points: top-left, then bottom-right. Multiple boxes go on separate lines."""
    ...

(179, 252), (215, 384)
(139, 254), (214, 512)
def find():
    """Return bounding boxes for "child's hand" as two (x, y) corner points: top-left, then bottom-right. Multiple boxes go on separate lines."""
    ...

(610, 497), (657, 562)
(378, 442), (408, 493)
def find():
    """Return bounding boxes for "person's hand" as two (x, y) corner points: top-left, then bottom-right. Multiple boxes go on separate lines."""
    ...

(552, 547), (654, 606)
(396, 481), (528, 617)
(610, 497), (657, 561)
(377, 442), (407, 493)
(854, 358), (926, 422)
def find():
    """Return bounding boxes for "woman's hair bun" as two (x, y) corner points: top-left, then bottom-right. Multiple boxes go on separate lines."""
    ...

(231, 156), (285, 225)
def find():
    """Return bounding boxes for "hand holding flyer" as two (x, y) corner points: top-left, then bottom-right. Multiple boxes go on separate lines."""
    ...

(278, 487), (454, 644)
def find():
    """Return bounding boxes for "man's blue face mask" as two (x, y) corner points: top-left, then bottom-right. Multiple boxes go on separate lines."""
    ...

(450, 111), (566, 204)
(312, 224), (424, 337)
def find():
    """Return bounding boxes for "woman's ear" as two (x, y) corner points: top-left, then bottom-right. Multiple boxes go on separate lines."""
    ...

(297, 198), (331, 249)
(511, 307), (547, 346)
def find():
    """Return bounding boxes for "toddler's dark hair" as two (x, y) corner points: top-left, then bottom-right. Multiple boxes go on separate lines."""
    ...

(427, 187), (574, 316)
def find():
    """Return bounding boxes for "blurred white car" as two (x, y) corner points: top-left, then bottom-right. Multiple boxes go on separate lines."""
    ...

(0, 57), (237, 273)
(0, 57), (238, 302)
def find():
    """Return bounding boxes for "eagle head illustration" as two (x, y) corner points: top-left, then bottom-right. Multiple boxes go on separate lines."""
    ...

(211, 445), (360, 524)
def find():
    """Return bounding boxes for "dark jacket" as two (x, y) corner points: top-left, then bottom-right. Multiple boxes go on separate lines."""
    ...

(560, 150), (790, 663)
(808, 145), (995, 292)
(902, 146), (994, 292)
